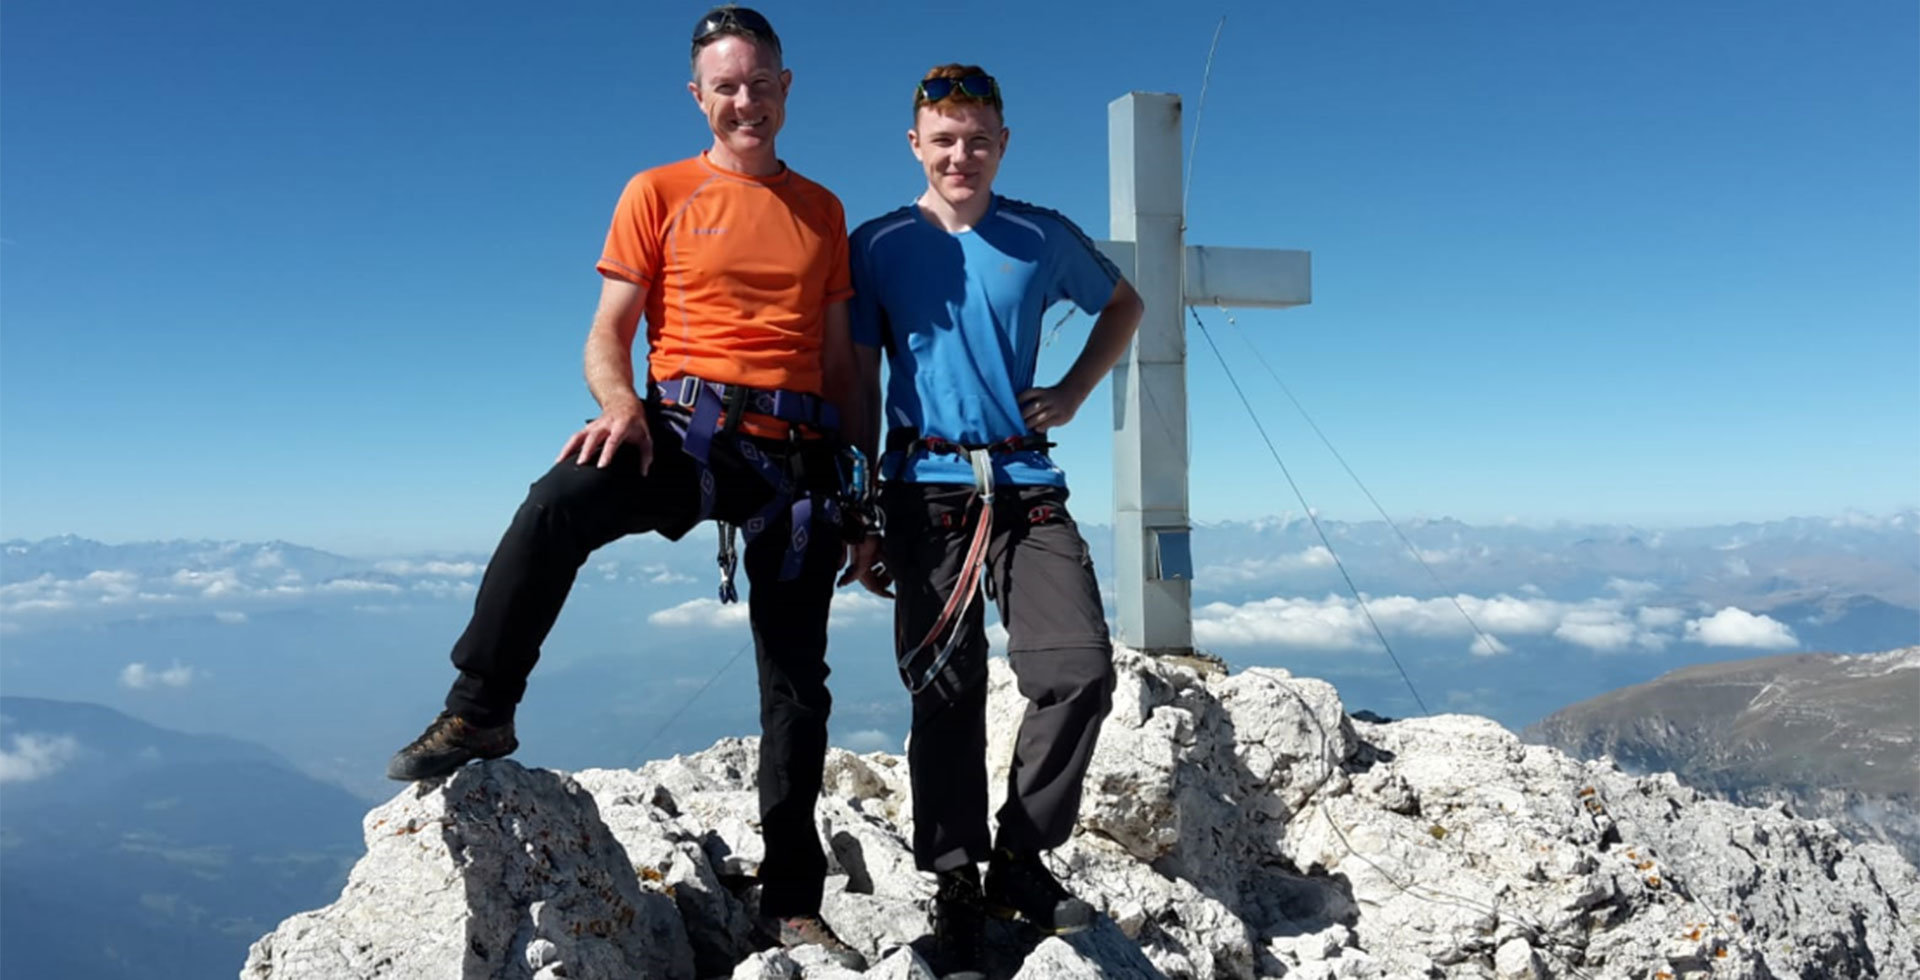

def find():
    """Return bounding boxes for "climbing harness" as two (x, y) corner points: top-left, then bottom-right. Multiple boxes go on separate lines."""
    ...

(650, 376), (869, 603)
(891, 432), (1054, 695)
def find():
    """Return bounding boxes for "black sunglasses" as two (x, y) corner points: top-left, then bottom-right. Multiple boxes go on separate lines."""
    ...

(692, 6), (780, 50)
(916, 73), (1000, 105)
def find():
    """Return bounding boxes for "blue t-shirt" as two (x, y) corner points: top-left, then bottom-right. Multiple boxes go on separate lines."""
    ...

(849, 195), (1121, 487)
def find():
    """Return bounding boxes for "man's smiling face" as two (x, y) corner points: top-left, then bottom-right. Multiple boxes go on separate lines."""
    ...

(690, 35), (790, 166)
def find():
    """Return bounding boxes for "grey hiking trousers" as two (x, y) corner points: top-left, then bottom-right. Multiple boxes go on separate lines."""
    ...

(880, 482), (1115, 873)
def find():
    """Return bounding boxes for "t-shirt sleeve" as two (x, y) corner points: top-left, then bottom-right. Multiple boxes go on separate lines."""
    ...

(848, 229), (885, 350)
(1047, 213), (1122, 315)
(595, 174), (663, 286)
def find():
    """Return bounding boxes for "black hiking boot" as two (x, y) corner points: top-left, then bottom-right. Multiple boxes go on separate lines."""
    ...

(983, 848), (1094, 936)
(931, 866), (987, 980)
(776, 914), (869, 971)
(385, 711), (518, 781)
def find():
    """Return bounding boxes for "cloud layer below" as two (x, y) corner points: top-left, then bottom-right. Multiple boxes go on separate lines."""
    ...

(1192, 592), (1799, 656)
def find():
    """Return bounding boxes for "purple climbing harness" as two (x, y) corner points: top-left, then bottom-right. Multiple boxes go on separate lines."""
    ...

(650, 376), (843, 603)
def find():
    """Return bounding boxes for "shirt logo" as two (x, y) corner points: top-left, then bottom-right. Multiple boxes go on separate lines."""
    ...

(689, 227), (729, 235)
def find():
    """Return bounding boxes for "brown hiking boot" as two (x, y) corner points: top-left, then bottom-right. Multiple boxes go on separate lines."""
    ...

(385, 711), (517, 781)
(776, 914), (868, 971)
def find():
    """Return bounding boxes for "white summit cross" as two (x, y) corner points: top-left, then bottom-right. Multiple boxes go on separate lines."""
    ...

(1094, 92), (1312, 657)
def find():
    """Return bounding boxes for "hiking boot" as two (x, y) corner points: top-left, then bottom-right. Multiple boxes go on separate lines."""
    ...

(931, 866), (987, 980)
(777, 914), (869, 971)
(983, 848), (1094, 935)
(385, 711), (518, 781)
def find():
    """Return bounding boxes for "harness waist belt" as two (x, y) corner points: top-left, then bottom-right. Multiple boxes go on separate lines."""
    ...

(650, 377), (840, 438)
(886, 428), (1054, 458)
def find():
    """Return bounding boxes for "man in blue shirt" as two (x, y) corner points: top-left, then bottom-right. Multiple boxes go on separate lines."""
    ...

(848, 64), (1145, 973)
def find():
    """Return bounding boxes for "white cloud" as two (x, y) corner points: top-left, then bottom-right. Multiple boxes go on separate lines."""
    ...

(1193, 595), (1372, 650)
(0, 733), (81, 782)
(835, 729), (898, 754)
(1637, 606), (1686, 629)
(1685, 607), (1799, 650)
(170, 567), (243, 597)
(1193, 590), (1680, 654)
(374, 560), (483, 577)
(318, 578), (403, 594)
(1552, 612), (1638, 652)
(1457, 594), (1564, 635)
(214, 611), (248, 625)
(1605, 578), (1660, 599)
(1199, 547), (1335, 584)
(409, 580), (478, 599)
(829, 590), (891, 626)
(644, 564), (696, 585)
(1723, 557), (1751, 577)
(1468, 634), (1509, 657)
(120, 661), (196, 689)
(649, 598), (752, 629)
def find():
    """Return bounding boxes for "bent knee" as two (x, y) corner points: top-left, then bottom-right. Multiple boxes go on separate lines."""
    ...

(525, 461), (609, 510)
(1008, 644), (1115, 709)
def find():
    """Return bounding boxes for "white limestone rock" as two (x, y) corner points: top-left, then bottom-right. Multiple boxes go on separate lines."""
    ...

(247, 646), (1920, 980)
(241, 760), (693, 980)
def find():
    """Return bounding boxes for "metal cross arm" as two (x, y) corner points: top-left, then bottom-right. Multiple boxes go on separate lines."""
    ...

(1093, 242), (1313, 312)
(1093, 91), (1314, 658)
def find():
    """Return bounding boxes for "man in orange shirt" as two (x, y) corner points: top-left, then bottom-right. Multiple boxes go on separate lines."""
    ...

(386, 7), (876, 966)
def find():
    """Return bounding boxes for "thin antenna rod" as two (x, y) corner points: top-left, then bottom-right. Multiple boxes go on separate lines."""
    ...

(1182, 16), (1227, 228)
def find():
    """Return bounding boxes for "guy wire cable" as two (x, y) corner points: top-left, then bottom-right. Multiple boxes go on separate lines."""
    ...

(635, 636), (754, 762)
(1185, 319), (1748, 973)
(1188, 305), (1431, 716)
(1162, 18), (1739, 967)
(1217, 303), (1508, 659)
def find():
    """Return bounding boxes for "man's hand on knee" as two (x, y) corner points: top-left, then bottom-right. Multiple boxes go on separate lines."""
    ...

(558, 396), (654, 474)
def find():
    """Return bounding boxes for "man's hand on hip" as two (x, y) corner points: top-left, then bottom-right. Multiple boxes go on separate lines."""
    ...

(1018, 383), (1088, 433)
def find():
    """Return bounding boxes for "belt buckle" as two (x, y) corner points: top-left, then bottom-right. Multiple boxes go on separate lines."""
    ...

(678, 376), (703, 406)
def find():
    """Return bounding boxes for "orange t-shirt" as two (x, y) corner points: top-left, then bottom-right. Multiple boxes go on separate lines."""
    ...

(596, 153), (852, 397)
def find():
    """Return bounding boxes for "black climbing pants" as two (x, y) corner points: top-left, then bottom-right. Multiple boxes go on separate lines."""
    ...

(442, 401), (845, 916)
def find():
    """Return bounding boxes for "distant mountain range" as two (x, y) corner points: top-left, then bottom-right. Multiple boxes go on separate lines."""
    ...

(1526, 647), (1920, 865)
(9, 510), (1917, 612)
(0, 513), (1912, 800)
(0, 698), (367, 980)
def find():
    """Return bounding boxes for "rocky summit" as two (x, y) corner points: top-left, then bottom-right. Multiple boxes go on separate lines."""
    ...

(245, 650), (1920, 979)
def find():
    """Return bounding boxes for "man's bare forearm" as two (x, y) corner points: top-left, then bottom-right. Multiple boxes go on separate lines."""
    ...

(583, 277), (649, 412)
(584, 322), (643, 411)
(1059, 279), (1145, 401)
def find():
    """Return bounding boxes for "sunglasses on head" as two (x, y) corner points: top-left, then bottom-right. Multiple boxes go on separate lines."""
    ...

(916, 73), (1000, 104)
(691, 6), (778, 47)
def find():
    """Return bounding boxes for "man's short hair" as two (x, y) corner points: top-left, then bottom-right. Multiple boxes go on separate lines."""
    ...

(690, 5), (783, 79)
(913, 63), (1004, 123)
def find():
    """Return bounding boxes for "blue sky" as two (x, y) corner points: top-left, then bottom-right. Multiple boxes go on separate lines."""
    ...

(4, 0), (1915, 554)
